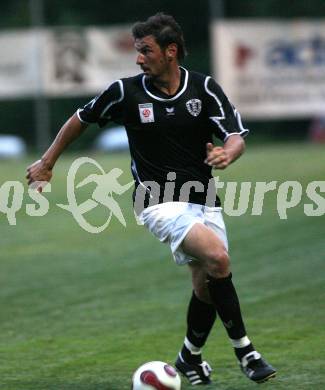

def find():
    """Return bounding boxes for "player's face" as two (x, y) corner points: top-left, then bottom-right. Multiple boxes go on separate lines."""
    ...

(135, 35), (169, 79)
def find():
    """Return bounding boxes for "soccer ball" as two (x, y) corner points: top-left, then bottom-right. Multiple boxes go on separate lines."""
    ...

(132, 361), (181, 390)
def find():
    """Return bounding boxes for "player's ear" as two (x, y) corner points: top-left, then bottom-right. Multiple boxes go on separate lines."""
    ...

(166, 43), (178, 61)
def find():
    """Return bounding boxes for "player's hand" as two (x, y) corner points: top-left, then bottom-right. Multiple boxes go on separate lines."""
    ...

(204, 143), (230, 170)
(26, 159), (53, 192)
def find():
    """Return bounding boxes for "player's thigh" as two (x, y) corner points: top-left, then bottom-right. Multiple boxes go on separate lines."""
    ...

(181, 222), (229, 271)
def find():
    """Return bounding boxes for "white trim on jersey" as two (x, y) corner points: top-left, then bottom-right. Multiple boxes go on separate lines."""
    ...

(209, 116), (229, 141)
(77, 80), (124, 123)
(234, 108), (249, 135)
(204, 76), (225, 120)
(210, 113), (249, 143)
(223, 108), (249, 141)
(142, 67), (189, 102)
(205, 76), (249, 142)
(77, 109), (90, 124)
(223, 132), (246, 142)
(90, 97), (98, 108)
(205, 75), (230, 140)
(131, 159), (153, 199)
(100, 79), (124, 118)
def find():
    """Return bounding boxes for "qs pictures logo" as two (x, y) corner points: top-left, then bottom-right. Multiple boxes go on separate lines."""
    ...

(0, 157), (324, 232)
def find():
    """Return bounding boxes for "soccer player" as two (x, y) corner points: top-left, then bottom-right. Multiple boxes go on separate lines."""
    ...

(26, 13), (276, 386)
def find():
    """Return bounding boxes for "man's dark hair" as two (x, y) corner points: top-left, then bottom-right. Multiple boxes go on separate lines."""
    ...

(132, 13), (187, 61)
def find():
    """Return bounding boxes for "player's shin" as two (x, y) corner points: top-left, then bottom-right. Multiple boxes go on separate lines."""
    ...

(181, 291), (216, 364)
(207, 273), (254, 360)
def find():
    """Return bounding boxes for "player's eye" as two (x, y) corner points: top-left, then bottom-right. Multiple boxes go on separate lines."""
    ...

(142, 48), (151, 54)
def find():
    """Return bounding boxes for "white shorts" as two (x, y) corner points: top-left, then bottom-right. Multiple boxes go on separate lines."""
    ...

(138, 202), (228, 265)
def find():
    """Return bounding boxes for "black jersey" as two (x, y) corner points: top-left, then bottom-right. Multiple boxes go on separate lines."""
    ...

(77, 67), (248, 208)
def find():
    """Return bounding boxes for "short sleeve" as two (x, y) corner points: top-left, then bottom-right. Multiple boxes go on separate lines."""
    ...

(77, 80), (124, 127)
(204, 77), (249, 142)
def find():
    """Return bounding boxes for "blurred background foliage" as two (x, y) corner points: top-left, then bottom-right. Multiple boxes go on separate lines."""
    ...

(1, 0), (325, 149)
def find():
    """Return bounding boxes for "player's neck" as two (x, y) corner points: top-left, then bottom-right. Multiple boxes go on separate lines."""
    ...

(153, 65), (181, 96)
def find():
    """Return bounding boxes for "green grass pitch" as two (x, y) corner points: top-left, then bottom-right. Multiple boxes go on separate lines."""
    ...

(0, 143), (324, 389)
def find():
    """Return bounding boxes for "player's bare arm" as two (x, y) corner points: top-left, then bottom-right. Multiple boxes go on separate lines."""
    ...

(204, 134), (245, 169)
(26, 113), (88, 191)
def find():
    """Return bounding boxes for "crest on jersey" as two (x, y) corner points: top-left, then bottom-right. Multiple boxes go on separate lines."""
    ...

(186, 99), (202, 117)
(139, 103), (155, 123)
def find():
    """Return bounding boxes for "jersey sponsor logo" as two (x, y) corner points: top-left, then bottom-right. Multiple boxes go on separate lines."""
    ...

(186, 99), (202, 117)
(139, 103), (155, 123)
(165, 106), (175, 116)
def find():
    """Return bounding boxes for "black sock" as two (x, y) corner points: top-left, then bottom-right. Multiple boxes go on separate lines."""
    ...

(181, 291), (216, 364)
(206, 273), (246, 340)
(207, 273), (256, 361)
(186, 291), (217, 348)
(180, 344), (202, 364)
(234, 343), (255, 361)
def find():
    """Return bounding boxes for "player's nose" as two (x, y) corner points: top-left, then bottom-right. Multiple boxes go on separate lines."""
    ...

(136, 53), (144, 65)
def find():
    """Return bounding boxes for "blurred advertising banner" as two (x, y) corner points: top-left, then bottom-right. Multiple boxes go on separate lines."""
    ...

(0, 30), (41, 97)
(211, 20), (325, 119)
(0, 26), (138, 98)
(44, 26), (138, 96)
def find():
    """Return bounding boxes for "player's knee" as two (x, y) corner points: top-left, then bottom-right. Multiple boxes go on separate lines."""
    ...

(206, 248), (230, 278)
